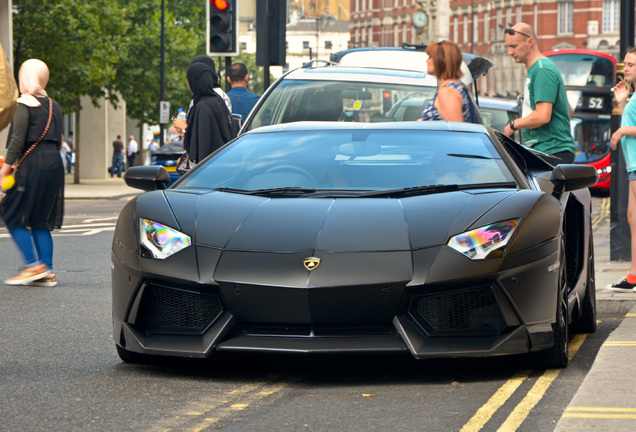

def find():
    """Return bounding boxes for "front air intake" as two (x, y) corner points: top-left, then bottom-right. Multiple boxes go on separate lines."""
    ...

(136, 285), (223, 335)
(410, 285), (506, 336)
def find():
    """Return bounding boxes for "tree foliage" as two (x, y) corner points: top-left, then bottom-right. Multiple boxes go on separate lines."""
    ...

(12, 0), (273, 125)
(12, 0), (127, 112)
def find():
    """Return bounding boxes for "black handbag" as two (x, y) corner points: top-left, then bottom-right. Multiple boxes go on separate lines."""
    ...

(176, 151), (194, 175)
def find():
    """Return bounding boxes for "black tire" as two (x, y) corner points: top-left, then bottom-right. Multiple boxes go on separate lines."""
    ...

(116, 344), (158, 364)
(536, 240), (569, 369)
(573, 230), (597, 334)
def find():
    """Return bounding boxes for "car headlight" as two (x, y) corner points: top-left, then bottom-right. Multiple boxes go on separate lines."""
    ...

(597, 166), (611, 175)
(139, 219), (191, 259)
(447, 219), (520, 260)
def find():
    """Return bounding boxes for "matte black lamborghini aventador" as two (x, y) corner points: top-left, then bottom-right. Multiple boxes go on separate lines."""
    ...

(112, 121), (598, 368)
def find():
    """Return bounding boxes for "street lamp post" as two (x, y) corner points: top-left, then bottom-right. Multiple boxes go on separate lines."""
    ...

(315, 18), (320, 60)
(159, 0), (165, 147)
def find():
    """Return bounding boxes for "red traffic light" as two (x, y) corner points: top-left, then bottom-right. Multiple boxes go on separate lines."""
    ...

(382, 91), (391, 99)
(212, 0), (228, 10)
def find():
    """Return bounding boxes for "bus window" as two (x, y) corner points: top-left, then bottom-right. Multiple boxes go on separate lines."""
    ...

(571, 117), (612, 163)
(549, 53), (615, 87)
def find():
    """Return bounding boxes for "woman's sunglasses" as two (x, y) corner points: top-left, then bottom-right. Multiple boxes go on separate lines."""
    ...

(505, 28), (532, 39)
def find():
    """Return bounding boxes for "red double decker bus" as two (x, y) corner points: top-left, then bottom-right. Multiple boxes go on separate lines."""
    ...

(543, 49), (617, 190)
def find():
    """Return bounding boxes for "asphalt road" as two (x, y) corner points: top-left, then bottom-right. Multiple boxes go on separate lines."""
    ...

(0, 196), (623, 431)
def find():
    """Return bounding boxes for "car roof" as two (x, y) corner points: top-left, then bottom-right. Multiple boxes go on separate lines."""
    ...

(330, 46), (494, 85)
(478, 97), (521, 111)
(281, 64), (440, 86)
(242, 120), (488, 134)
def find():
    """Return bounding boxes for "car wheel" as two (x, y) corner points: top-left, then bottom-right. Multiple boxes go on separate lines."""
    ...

(573, 230), (597, 334)
(116, 344), (157, 364)
(537, 240), (569, 369)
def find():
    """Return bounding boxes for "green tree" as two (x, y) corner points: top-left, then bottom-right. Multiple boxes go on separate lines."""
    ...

(113, 1), (201, 130)
(13, 0), (128, 182)
(12, 0), (278, 179)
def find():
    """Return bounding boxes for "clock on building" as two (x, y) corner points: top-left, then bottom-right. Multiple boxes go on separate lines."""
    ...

(411, 9), (429, 29)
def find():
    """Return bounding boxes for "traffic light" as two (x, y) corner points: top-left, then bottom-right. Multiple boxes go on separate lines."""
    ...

(256, 0), (287, 67)
(207, 0), (239, 56)
(382, 90), (392, 113)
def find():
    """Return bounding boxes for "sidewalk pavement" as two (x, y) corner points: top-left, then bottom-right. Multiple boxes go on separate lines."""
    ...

(64, 173), (140, 200)
(64, 176), (636, 429)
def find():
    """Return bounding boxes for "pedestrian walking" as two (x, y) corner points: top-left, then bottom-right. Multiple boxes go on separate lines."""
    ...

(148, 138), (159, 152)
(110, 134), (124, 177)
(503, 23), (576, 163)
(64, 131), (74, 173)
(172, 55), (232, 137)
(182, 61), (236, 166)
(607, 48), (636, 292)
(419, 40), (480, 123)
(126, 134), (138, 168)
(0, 59), (64, 287)
(60, 134), (71, 173)
(226, 62), (260, 121)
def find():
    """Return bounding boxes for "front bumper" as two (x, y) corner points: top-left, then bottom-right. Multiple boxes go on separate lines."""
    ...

(112, 249), (560, 359)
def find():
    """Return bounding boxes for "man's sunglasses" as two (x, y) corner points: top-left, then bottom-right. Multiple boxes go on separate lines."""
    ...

(505, 28), (532, 39)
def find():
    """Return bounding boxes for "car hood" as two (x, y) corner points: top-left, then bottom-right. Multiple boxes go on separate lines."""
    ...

(158, 189), (516, 252)
(133, 188), (549, 287)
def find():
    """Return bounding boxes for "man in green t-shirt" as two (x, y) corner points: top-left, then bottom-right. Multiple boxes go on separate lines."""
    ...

(503, 23), (575, 163)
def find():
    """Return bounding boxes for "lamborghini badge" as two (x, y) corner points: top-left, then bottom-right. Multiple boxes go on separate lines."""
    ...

(303, 257), (321, 270)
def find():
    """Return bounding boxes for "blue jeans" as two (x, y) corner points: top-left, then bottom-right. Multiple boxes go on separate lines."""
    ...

(111, 153), (124, 177)
(66, 152), (73, 173)
(8, 226), (54, 270)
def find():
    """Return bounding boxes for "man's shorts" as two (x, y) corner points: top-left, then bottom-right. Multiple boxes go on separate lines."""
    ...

(629, 171), (636, 181)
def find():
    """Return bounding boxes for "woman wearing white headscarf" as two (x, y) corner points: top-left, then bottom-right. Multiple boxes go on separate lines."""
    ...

(1, 59), (64, 287)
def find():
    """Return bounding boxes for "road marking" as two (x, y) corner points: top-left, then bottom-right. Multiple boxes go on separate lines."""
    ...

(592, 197), (610, 227)
(0, 219), (116, 238)
(626, 313), (636, 318)
(460, 334), (587, 431)
(496, 334), (587, 431)
(459, 370), (531, 431)
(563, 406), (636, 419)
(157, 381), (287, 432)
(602, 341), (636, 346)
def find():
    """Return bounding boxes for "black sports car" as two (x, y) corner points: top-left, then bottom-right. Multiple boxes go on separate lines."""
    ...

(112, 121), (598, 368)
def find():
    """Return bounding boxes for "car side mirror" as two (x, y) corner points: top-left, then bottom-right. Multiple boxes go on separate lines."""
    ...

(124, 166), (171, 191)
(549, 164), (599, 198)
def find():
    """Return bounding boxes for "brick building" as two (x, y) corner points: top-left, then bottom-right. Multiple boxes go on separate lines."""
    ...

(349, 0), (624, 97)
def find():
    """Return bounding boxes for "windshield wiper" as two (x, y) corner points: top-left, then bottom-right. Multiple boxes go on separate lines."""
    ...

(216, 187), (318, 196)
(447, 153), (493, 160)
(357, 182), (517, 198)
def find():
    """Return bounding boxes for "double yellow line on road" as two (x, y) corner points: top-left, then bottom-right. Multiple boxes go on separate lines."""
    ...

(592, 197), (610, 228)
(158, 380), (287, 432)
(460, 334), (588, 431)
(563, 407), (636, 419)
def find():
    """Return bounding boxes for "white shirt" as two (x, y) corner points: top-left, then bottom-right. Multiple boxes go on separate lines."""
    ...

(127, 139), (138, 156)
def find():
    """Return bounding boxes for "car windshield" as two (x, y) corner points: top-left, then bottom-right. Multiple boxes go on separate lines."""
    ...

(177, 128), (516, 193)
(571, 117), (611, 163)
(246, 79), (438, 131)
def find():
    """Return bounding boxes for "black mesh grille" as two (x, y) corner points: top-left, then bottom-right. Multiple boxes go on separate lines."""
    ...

(411, 285), (506, 336)
(137, 285), (223, 334)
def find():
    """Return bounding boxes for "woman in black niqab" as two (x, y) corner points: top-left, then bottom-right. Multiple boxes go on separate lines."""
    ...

(187, 62), (217, 104)
(183, 62), (236, 163)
